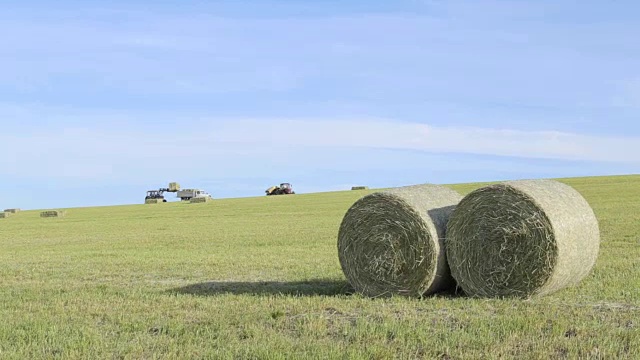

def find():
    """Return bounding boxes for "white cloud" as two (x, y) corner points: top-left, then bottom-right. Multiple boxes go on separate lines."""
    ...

(205, 119), (640, 163)
(1, 118), (638, 183)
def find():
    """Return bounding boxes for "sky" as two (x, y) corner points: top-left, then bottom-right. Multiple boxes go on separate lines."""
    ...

(1, 0), (639, 210)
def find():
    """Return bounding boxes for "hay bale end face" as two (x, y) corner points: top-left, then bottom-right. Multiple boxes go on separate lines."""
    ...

(4, 208), (20, 214)
(446, 179), (600, 298)
(338, 184), (462, 298)
(351, 186), (369, 190)
(169, 182), (180, 192)
(40, 210), (66, 218)
(189, 197), (212, 204)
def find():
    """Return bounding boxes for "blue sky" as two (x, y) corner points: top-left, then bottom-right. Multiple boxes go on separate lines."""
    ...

(1, 0), (639, 210)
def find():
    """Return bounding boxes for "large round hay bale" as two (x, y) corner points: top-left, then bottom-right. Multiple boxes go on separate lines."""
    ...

(446, 179), (600, 298)
(338, 184), (462, 298)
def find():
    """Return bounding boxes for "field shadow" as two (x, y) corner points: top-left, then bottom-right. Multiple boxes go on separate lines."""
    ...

(171, 279), (465, 299)
(171, 279), (354, 297)
(430, 286), (466, 299)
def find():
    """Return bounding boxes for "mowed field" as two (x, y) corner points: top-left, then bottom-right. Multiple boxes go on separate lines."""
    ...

(0, 175), (638, 359)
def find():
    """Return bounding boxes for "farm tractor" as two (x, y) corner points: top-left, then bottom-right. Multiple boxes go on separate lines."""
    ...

(266, 183), (295, 196)
(145, 182), (180, 203)
(145, 190), (168, 202)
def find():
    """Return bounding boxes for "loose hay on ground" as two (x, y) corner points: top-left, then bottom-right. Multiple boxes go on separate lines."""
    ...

(446, 179), (600, 298)
(40, 210), (66, 218)
(338, 184), (462, 298)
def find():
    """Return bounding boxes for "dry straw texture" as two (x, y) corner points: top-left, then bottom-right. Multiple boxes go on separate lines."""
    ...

(40, 210), (66, 218)
(190, 197), (212, 204)
(351, 186), (369, 190)
(446, 179), (600, 298)
(169, 182), (180, 192)
(4, 209), (20, 213)
(338, 184), (462, 298)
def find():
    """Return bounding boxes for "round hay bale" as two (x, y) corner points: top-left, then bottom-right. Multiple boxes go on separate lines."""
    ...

(446, 179), (600, 298)
(338, 184), (462, 298)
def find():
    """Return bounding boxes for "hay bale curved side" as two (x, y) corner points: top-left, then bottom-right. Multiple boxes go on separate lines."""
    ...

(446, 179), (600, 298)
(338, 184), (462, 298)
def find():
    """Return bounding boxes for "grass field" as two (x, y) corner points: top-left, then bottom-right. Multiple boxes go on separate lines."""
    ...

(0, 175), (639, 359)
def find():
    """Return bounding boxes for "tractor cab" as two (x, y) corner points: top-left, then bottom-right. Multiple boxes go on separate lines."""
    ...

(145, 190), (166, 201)
(279, 183), (295, 194)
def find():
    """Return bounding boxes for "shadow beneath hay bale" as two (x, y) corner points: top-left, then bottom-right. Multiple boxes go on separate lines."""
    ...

(429, 286), (466, 299)
(427, 205), (458, 228)
(171, 279), (354, 297)
(172, 280), (466, 299)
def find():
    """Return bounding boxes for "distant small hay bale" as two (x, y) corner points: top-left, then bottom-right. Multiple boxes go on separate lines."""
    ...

(338, 184), (462, 298)
(0, 212), (10, 218)
(446, 179), (600, 299)
(189, 197), (212, 204)
(351, 186), (369, 190)
(40, 210), (66, 218)
(145, 199), (163, 204)
(4, 208), (20, 214)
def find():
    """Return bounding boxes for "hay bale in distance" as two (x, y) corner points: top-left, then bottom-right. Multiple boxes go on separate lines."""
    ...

(4, 208), (20, 214)
(338, 184), (462, 298)
(169, 182), (180, 192)
(189, 196), (212, 204)
(0, 212), (10, 219)
(145, 199), (163, 204)
(351, 186), (369, 190)
(40, 210), (66, 218)
(446, 179), (600, 298)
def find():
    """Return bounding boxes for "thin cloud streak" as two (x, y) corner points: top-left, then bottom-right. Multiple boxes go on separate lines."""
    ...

(1, 118), (638, 181)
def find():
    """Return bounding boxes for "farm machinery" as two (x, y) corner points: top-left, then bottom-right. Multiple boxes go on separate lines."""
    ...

(266, 183), (295, 196)
(145, 189), (169, 202)
(145, 182), (212, 203)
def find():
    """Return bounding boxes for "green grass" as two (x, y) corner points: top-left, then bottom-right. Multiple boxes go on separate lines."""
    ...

(0, 175), (639, 359)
